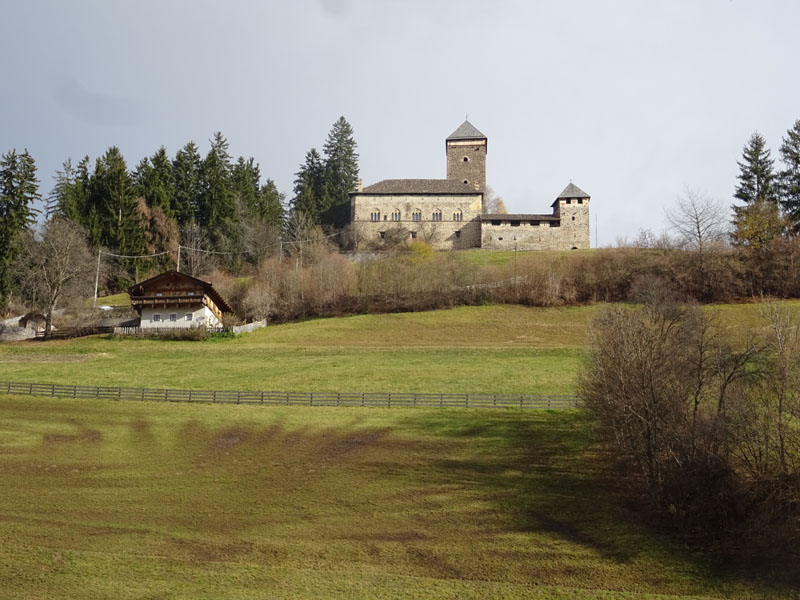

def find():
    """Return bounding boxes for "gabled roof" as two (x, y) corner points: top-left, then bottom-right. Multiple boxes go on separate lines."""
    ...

(446, 120), (486, 141)
(557, 182), (590, 199)
(128, 270), (233, 313)
(356, 179), (482, 195)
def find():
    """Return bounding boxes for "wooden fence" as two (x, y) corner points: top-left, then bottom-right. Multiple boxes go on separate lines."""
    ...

(0, 381), (579, 410)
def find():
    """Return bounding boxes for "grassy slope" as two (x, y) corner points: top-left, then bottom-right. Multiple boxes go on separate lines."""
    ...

(0, 395), (786, 599)
(0, 305), (592, 395)
(2, 302), (797, 395)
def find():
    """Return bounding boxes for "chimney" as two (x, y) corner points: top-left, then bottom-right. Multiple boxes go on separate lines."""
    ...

(355, 179), (363, 192)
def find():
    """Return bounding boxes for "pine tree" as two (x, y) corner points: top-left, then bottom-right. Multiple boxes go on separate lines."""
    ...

(255, 179), (285, 225)
(47, 158), (81, 221)
(291, 148), (328, 224)
(732, 132), (780, 245)
(198, 132), (234, 247)
(734, 132), (778, 205)
(0, 149), (41, 300)
(778, 119), (800, 233)
(321, 116), (359, 229)
(172, 142), (202, 226)
(134, 146), (175, 217)
(88, 147), (145, 258)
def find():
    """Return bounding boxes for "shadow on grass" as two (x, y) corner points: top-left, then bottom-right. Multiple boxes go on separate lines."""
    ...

(398, 409), (800, 594)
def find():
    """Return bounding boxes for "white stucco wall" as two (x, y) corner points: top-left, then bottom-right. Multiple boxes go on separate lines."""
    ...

(140, 304), (221, 329)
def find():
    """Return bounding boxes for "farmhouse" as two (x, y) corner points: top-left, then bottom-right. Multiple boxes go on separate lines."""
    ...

(128, 270), (232, 329)
(350, 120), (591, 251)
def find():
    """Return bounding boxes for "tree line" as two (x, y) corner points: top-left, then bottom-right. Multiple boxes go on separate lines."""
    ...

(0, 117), (360, 311)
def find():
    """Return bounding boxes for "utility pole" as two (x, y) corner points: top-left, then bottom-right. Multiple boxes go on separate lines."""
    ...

(93, 249), (102, 307)
(176, 245), (181, 272)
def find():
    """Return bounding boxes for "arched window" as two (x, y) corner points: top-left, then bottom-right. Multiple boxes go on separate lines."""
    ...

(391, 208), (401, 222)
(370, 210), (380, 222)
(453, 209), (463, 222)
(411, 209), (422, 222)
(432, 209), (442, 222)
(463, 156), (469, 162)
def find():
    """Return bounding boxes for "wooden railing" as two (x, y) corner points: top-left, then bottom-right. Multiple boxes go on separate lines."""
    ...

(0, 381), (579, 410)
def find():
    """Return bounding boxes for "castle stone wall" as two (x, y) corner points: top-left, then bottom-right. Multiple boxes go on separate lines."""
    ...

(481, 200), (590, 251)
(352, 193), (483, 250)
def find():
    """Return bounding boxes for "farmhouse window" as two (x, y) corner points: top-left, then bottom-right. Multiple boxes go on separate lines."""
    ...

(156, 292), (163, 297)
(185, 314), (192, 321)
(170, 314), (177, 322)
(153, 314), (161, 322)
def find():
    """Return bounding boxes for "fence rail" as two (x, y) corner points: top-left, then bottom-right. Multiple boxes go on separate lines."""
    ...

(0, 381), (579, 410)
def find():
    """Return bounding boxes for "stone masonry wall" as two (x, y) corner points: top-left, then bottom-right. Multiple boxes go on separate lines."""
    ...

(481, 200), (590, 250)
(352, 193), (483, 250)
(446, 140), (486, 194)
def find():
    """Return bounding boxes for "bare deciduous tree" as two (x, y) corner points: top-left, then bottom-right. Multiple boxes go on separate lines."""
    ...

(484, 185), (507, 214)
(180, 222), (216, 277)
(666, 188), (728, 252)
(16, 219), (94, 338)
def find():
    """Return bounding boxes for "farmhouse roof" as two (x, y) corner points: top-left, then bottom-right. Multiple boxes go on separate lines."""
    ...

(356, 179), (482, 195)
(128, 270), (233, 314)
(446, 120), (487, 141)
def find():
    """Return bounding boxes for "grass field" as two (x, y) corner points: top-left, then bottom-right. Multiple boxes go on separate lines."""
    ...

(1, 394), (793, 599)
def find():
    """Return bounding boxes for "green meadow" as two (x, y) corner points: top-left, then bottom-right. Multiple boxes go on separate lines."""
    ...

(0, 395), (792, 599)
(2, 302), (799, 597)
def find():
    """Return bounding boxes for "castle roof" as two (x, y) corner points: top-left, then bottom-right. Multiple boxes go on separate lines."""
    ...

(356, 179), (481, 195)
(480, 213), (559, 222)
(446, 120), (486, 141)
(556, 182), (589, 199)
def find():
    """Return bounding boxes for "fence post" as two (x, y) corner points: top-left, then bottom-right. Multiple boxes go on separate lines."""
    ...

(310, 392), (313, 406)
(337, 392), (340, 406)
(286, 392), (289, 406)
(237, 391), (241, 404)
(213, 390), (216, 403)
(361, 392), (365, 407)
(388, 392), (391, 408)
(72, 385), (76, 398)
(440, 394), (443, 408)
(261, 391), (264, 405)
(466, 394), (469, 408)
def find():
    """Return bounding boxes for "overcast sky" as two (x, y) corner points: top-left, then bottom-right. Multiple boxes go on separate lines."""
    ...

(2, 0), (798, 246)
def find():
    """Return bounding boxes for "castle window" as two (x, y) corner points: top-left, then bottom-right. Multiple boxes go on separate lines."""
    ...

(463, 156), (469, 162)
(572, 216), (575, 221)
(370, 210), (380, 222)
(432, 209), (442, 222)
(391, 209), (401, 221)
(491, 220), (501, 226)
(453, 209), (462, 222)
(412, 209), (422, 221)
(510, 221), (520, 227)
(379, 231), (385, 239)
(462, 180), (468, 185)
(455, 230), (461, 238)
(565, 199), (572, 204)
(578, 198), (584, 204)
(530, 221), (540, 226)
(410, 231), (417, 239)
(383, 214), (387, 221)
(549, 221), (560, 227)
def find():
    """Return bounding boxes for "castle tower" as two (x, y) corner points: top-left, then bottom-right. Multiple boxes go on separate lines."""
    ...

(446, 120), (487, 197)
(551, 182), (591, 249)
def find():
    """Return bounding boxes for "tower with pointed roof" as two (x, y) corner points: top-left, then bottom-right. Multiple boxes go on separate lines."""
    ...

(446, 120), (487, 200)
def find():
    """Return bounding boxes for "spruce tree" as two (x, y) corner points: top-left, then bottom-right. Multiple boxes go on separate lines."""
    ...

(732, 132), (780, 245)
(198, 132), (234, 247)
(0, 149), (40, 301)
(291, 148), (328, 224)
(172, 141), (202, 226)
(779, 119), (800, 233)
(734, 132), (778, 205)
(134, 146), (175, 217)
(322, 116), (359, 229)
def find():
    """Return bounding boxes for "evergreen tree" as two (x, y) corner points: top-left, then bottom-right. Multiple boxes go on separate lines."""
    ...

(733, 132), (780, 244)
(231, 156), (261, 214)
(734, 132), (778, 205)
(255, 179), (285, 225)
(321, 116), (359, 229)
(172, 141), (202, 226)
(778, 119), (800, 234)
(134, 146), (175, 217)
(47, 158), (82, 221)
(88, 147), (144, 257)
(0, 149), (40, 300)
(198, 132), (234, 247)
(291, 148), (328, 224)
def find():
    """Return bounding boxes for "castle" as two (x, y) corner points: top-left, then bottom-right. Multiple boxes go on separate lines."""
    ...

(349, 120), (591, 251)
